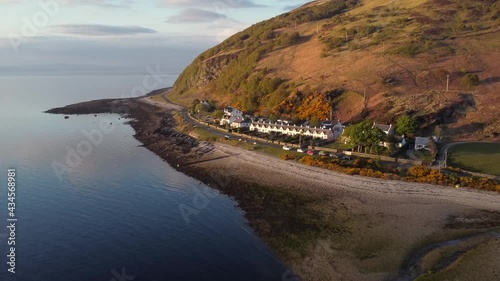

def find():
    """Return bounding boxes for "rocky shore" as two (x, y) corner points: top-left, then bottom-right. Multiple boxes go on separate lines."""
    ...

(46, 97), (200, 166)
(46, 94), (500, 281)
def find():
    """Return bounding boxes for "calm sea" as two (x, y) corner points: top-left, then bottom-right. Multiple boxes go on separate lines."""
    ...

(0, 76), (288, 281)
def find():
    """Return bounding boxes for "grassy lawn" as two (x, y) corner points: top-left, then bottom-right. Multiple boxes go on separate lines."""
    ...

(192, 127), (221, 141)
(448, 143), (500, 176)
(252, 145), (304, 159)
(328, 141), (351, 151)
(414, 150), (434, 163)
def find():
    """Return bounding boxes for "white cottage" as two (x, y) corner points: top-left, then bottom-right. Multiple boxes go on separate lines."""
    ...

(220, 107), (244, 126)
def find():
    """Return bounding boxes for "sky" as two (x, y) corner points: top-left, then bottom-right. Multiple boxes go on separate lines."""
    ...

(0, 0), (308, 76)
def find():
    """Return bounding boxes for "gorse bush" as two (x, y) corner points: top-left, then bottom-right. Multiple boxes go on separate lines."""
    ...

(281, 154), (297, 161)
(296, 156), (499, 192)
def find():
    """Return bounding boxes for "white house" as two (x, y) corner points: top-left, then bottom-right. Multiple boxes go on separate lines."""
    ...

(231, 118), (251, 129)
(415, 137), (431, 150)
(220, 107), (244, 126)
(373, 123), (395, 136)
(250, 122), (334, 141)
(332, 122), (344, 138)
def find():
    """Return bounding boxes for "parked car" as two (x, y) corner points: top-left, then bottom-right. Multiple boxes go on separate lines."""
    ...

(318, 151), (327, 156)
(282, 145), (292, 151)
(340, 154), (352, 160)
(297, 148), (306, 153)
(224, 134), (230, 139)
(307, 150), (315, 156)
(329, 153), (339, 158)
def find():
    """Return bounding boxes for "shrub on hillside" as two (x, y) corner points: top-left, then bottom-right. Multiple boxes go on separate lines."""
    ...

(461, 74), (481, 88)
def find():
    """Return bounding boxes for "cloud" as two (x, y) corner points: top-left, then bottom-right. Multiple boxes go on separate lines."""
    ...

(0, 0), (20, 4)
(166, 8), (228, 24)
(49, 24), (157, 36)
(0, 0), (135, 8)
(159, 0), (263, 8)
(65, 0), (134, 8)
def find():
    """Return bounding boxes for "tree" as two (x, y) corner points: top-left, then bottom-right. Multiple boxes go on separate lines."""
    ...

(213, 110), (224, 120)
(269, 115), (278, 123)
(461, 74), (480, 88)
(190, 99), (200, 114)
(195, 103), (208, 115)
(427, 138), (438, 159)
(433, 125), (447, 141)
(396, 115), (418, 136)
(310, 116), (321, 127)
(346, 121), (386, 154)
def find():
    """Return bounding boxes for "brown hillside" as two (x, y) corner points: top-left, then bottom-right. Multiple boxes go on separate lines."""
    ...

(171, 0), (500, 140)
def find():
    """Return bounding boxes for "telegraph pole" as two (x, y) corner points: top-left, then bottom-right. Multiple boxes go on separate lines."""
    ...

(363, 89), (368, 108)
(446, 74), (450, 92)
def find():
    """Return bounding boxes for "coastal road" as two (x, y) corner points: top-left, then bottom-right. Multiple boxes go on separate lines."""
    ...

(159, 94), (285, 150)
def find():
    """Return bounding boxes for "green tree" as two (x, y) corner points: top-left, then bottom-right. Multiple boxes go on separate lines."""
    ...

(269, 115), (278, 123)
(396, 115), (418, 136)
(190, 99), (200, 113)
(213, 110), (224, 120)
(310, 116), (321, 127)
(195, 103), (208, 114)
(346, 121), (386, 154)
(290, 116), (300, 125)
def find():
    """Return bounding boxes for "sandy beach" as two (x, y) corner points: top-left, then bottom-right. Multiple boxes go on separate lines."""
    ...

(47, 95), (500, 281)
(180, 141), (500, 281)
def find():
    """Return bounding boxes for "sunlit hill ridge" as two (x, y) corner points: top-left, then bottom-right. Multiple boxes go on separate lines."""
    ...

(170, 0), (500, 140)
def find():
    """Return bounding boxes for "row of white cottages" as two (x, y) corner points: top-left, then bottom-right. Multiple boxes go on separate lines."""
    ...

(249, 122), (336, 140)
(219, 107), (341, 141)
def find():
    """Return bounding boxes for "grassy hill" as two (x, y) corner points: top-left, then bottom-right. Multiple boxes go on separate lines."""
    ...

(170, 0), (500, 140)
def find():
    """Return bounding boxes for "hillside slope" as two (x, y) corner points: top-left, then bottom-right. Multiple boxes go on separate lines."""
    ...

(170, 0), (500, 140)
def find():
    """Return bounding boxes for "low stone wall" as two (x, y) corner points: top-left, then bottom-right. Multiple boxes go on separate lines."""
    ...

(459, 170), (500, 181)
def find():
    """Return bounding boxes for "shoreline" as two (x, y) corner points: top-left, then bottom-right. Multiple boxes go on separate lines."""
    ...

(46, 94), (500, 281)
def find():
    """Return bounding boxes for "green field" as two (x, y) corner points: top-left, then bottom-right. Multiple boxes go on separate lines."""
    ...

(448, 143), (500, 176)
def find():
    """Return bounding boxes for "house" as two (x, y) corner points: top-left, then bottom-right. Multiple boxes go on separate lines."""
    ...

(220, 107), (244, 126)
(231, 118), (251, 129)
(373, 123), (395, 135)
(321, 120), (334, 129)
(332, 122), (344, 137)
(415, 137), (431, 150)
(249, 122), (334, 141)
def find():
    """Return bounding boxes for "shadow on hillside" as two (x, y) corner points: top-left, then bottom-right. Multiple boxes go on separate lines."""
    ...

(482, 76), (500, 85)
(298, 34), (314, 44)
(454, 122), (486, 134)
